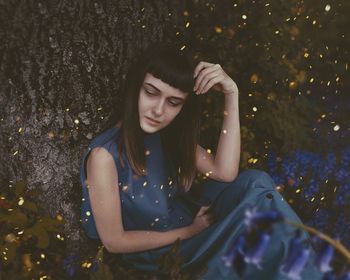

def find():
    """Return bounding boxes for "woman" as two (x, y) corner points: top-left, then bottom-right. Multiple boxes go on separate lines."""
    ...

(80, 42), (324, 279)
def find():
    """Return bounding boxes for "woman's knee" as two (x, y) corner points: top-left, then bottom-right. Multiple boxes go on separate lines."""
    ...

(235, 169), (276, 190)
(211, 169), (276, 203)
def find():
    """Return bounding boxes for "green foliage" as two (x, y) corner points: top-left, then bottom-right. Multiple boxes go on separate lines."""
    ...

(89, 247), (113, 280)
(155, 238), (197, 280)
(257, 94), (322, 153)
(0, 181), (65, 278)
(0, 181), (204, 279)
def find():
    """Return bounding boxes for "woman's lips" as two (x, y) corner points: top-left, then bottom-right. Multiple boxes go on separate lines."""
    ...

(146, 116), (160, 125)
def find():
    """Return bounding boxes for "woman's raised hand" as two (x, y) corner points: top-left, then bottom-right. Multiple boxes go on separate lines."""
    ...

(193, 61), (239, 96)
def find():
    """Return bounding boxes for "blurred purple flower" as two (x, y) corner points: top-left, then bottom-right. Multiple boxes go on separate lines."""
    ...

(63, 254), (79, 277)
(244, 207), (284, 231)
(338, 271), (350, 280)
(335, 168), (350, 184)
(221, 235), (245, 267)
(241, 230), (271, 269)
(322, 271), (336, 280)
(314, 240), (334, 273)
(221, 234), (247, 277)
(91, 259), (99, 272)
(281, 248), (310, 280)
(280, 230), (311, 280)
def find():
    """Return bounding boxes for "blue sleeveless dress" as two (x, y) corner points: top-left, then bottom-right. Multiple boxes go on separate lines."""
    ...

(80, 126), (325, 279)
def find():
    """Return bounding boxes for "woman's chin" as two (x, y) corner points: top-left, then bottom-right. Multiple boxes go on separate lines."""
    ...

(140, 122), (160, 134)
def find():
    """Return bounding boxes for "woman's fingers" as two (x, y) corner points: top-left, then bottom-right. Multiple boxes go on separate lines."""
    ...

(205, 213), (216, 226)
(198, 73), (224, 94)
(193, 64), (219, 92)
(197, 205), (211, 216)
(193, 61), (213, 79)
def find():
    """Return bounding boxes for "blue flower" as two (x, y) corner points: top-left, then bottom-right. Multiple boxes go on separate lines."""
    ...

(322, 271), (336, 280)
(314, 240), (334, 273)
(221, 234), (247, 277)
(280, 230), (311, 280)
(335, 168), (350, 184)
(280, 248), (310, 280)
(281, 156), (298, 183)
(324, 152), (336, 174)
(332, 212), (350, 248)
(303, 180), (320, 198)
(306, 209), (330, 232)
(241, 230), (271, 269)
(91, 259), (99, 272)
(338, 272), (350, 280)
(244, 208), (284, 231)
(341, 148), (350, 166)
(221, 235), (245, 268)
(270, 174), (285, 186)
(63, 254), (79, 277)
(267, 150), (278, 172)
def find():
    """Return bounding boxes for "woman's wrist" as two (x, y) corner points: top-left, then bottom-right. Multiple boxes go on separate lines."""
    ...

(184, 224), (197, 238)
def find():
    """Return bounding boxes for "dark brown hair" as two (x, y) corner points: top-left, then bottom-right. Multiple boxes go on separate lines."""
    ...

(117, 42), (201, 193)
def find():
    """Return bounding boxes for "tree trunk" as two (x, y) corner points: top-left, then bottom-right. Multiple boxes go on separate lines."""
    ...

(0, 0), (192, 254)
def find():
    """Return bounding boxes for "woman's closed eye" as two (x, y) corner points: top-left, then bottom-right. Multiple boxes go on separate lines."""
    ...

(145, 90), (156, 96)
(145, 90), (181, 107)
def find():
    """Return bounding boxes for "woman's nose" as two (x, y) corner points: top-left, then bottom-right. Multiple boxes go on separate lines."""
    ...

(153, 100), (165, 116)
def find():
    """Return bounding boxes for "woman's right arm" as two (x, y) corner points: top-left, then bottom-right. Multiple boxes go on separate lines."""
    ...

(86, 147), (212, 254)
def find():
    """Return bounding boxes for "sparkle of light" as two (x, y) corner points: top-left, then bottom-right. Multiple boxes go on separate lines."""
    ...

(18, 197), (24, 205)
(215, 26), (222, 33)
(248, 158), (258, 164)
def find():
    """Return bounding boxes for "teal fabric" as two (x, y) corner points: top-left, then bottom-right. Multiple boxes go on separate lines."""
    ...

(80, 126), (324, 279)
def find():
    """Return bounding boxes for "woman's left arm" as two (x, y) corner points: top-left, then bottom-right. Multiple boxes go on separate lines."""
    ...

(193, 62), (240, 181)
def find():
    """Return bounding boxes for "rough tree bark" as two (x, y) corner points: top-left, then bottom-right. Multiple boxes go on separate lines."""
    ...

(0, 0), (194, 255)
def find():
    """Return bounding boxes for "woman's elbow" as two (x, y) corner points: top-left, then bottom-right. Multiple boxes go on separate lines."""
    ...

(103, 236), (126, 254)
(104, 243), (117, 253)
(104, 242), (125, 254)
(220, 170), (238, 182)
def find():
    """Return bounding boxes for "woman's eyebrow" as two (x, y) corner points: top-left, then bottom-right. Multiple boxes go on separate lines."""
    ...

(144, 82), (186, 101)
(145, 82), (161, 92)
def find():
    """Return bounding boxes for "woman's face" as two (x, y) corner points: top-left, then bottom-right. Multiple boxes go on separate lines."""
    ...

(138, 73), (189, 134)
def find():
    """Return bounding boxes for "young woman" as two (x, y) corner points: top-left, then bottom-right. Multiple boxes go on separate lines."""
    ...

(80, 43), (324, 279)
